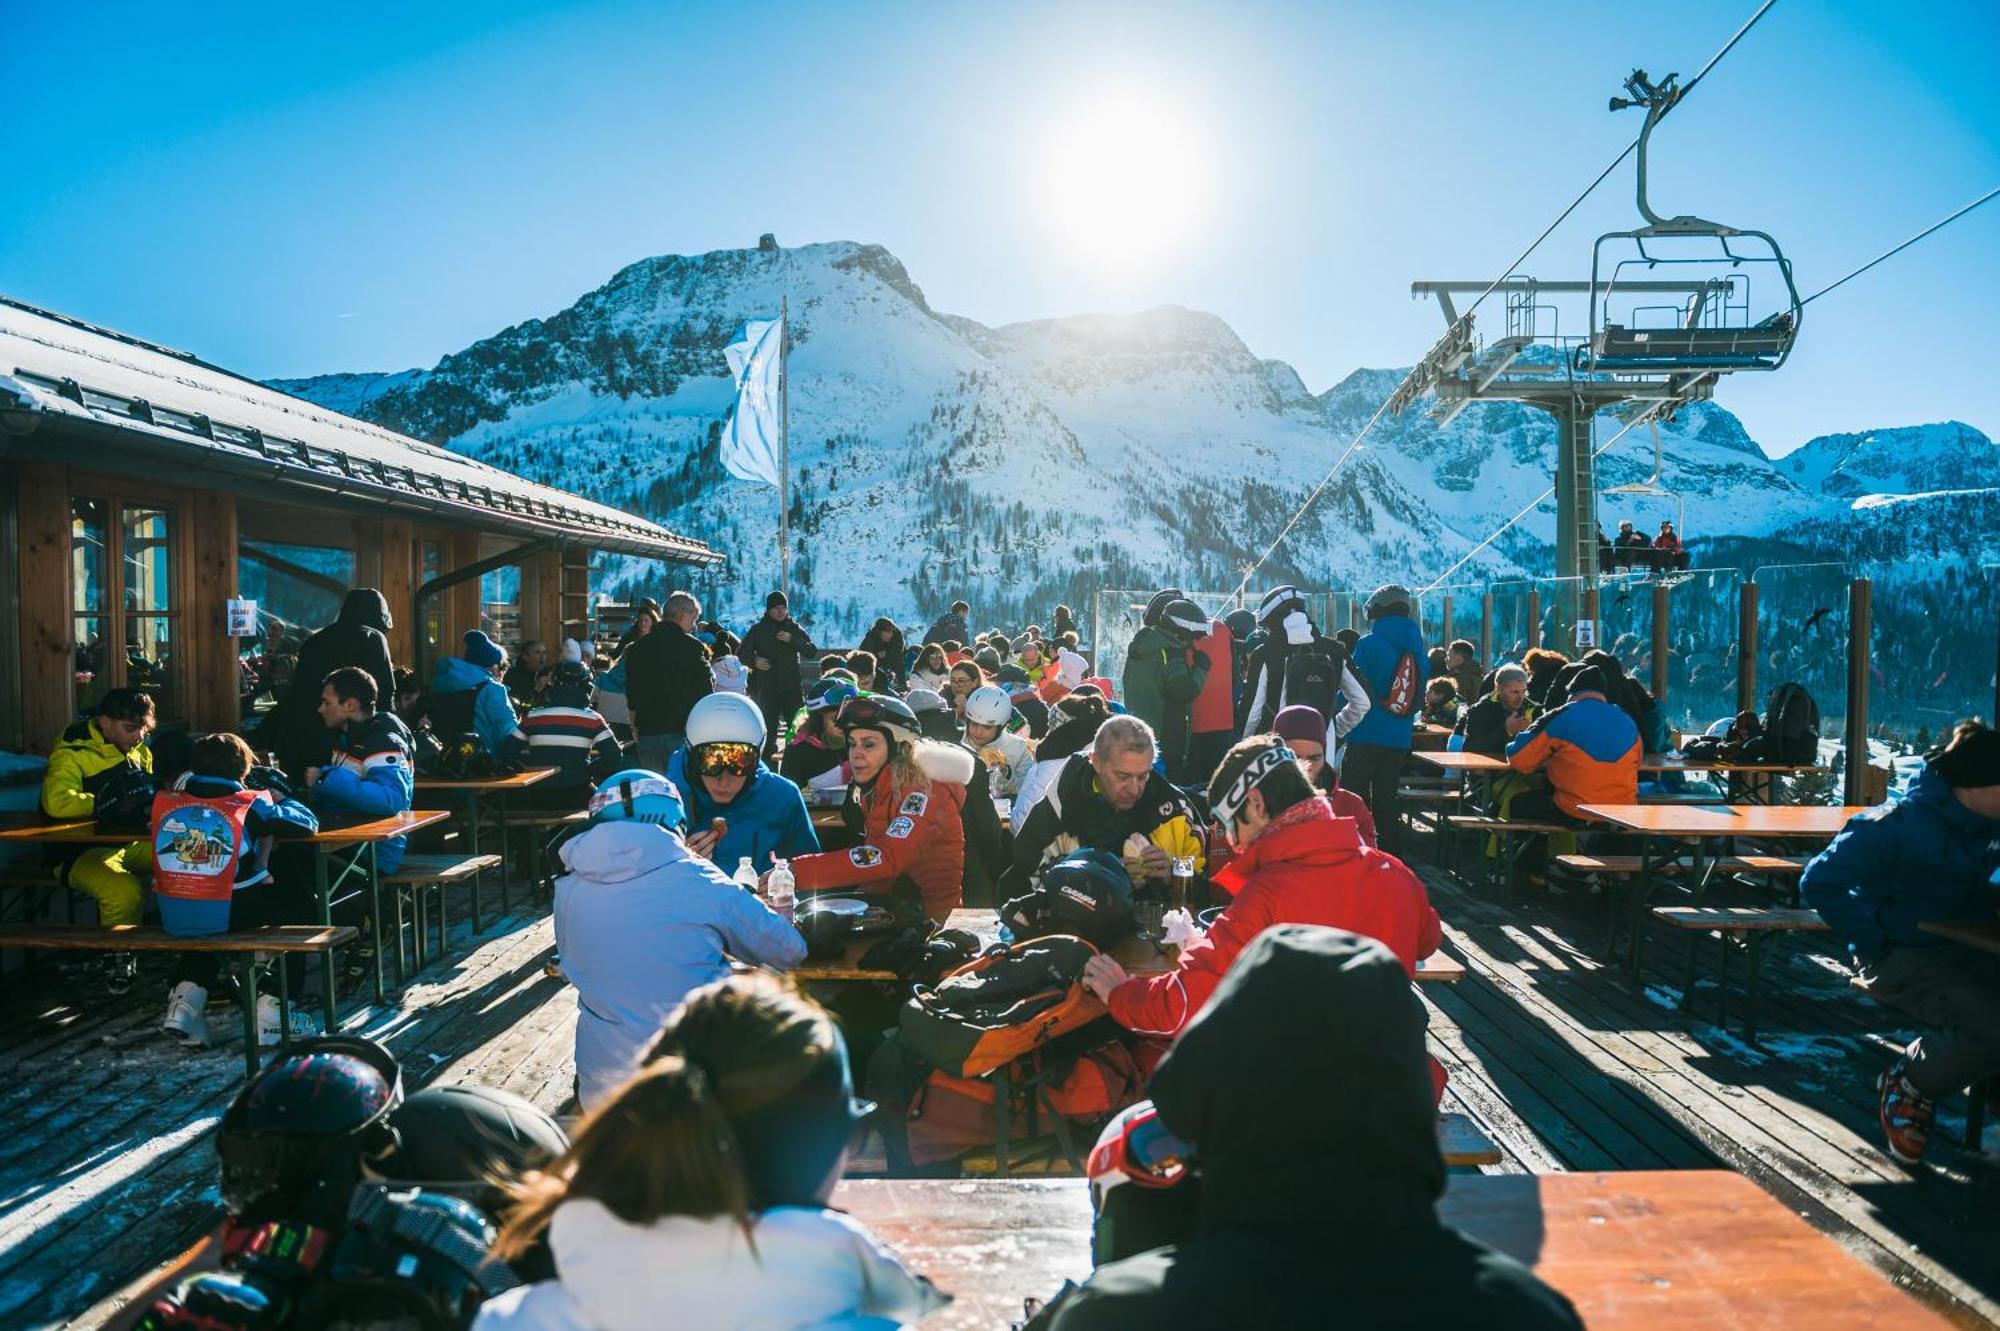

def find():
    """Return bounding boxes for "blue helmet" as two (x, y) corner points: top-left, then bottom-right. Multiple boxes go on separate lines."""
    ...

(1046, 848), (1135, 906)
(587, 769), (686, 832)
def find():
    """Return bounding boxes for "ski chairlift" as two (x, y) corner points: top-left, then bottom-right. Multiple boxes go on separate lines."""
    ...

(1601, 417), (1693, 583)
(1583, 70), (1802, 376)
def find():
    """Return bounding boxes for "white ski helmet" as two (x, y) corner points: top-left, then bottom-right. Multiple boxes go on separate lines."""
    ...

(964, 684), (1015, 728)
(685, 691), (767, 749)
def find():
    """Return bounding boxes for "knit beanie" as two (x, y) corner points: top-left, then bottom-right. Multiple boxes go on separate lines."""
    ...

(1932, 725), (2000, 789)
(766, 590), (789, 609)
(1056, 650), (1088, 688)
(1272, 704), (1329, 750)
(462, 630), (504, 670)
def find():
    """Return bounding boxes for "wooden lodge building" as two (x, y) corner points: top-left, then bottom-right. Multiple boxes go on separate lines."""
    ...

(0, 296), (719, 757)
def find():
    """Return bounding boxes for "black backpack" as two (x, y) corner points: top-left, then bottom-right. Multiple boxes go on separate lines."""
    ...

(1746, 682), (1820, 765)
(1281, 641), (1346, 724)
(420, 689), (479, 741)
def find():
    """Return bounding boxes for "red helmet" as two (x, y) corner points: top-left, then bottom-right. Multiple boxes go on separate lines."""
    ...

(1086, 1100), (1192, 1213)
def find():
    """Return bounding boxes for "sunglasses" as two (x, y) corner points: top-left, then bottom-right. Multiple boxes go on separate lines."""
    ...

(694, 742), (759, 777)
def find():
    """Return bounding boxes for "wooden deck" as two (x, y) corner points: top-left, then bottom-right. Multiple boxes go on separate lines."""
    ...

(0, 853), (1991, 1328)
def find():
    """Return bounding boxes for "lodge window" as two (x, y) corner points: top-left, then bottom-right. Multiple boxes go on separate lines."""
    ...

(70, 495), (182, 718)
(420, 539), (446, 657)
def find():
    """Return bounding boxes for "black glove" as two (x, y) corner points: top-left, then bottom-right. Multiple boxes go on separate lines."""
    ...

(244, 765), (297, 799)
(1189, 648), (1211, 672)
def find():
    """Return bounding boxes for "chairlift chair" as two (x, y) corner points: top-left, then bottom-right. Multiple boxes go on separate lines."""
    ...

(1602, 419), (1693, 584)
(1583, 70), (1803, 377)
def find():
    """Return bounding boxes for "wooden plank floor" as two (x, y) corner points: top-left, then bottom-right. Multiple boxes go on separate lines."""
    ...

(10, 846), (1997, 1329)
(1412, 855), (2000, 1328)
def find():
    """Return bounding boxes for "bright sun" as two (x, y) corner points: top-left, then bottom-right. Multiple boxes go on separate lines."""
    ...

(1041, 87), (1211, 273)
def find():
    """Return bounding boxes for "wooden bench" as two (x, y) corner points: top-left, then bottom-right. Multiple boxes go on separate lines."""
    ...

(495, 809), (589, 903)
(0, 923), (357, 1076)
(381, 853), (502, 973)
(1556, 853), (1806, 878)
(1445, 816), (1576, 902)
(1652, 907), (1828, 1042)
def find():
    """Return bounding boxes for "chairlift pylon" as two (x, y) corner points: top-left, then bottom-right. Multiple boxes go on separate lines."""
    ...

(1583, 69), (1803, 377)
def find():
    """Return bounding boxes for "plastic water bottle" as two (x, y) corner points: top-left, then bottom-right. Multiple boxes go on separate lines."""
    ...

(733, 857), (759, 893)
(766, 858), (796, 915)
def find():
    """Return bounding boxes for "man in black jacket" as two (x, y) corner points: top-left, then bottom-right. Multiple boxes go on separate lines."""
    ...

(266, 588), (397, 777)
(621, 590), (712, 771)
(741, 591), (818, 754)
(1037, 926), (1582, 1331)
(1454, 662), (1537, 759)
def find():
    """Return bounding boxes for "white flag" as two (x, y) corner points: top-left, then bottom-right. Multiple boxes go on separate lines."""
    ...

(719, 316), (784, 488)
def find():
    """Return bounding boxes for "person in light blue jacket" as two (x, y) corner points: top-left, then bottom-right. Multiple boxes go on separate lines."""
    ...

(1341, 584), (1430, 848)
(555, 769), (807, 1110)
(667, 693), (820, 875)
(428, 630), (528, 759)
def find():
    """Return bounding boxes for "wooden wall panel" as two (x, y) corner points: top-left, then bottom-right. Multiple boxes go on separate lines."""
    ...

(13, 464), (71, 755)
(188, 489), (238, 733)
(378, 519), (414, 667)
(525, 546), (563, 648)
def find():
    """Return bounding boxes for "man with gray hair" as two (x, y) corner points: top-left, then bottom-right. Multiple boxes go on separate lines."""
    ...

(1454, 661), (1538, 760)
(622, 589), (712, 770)
(998, 713), (1207, 900)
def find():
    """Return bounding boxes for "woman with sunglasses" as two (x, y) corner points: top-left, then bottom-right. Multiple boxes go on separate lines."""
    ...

(788, 695), (972, 923)
(480, 973), (946, 1331)
(909, 643), (950, 696)
(945, 661), (987, 722)
(666, 693), (820, 875)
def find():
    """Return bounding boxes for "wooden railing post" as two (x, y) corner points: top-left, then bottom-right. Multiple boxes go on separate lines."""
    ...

(1845, 578), (1873, 806)
(1651, 582), (1670, 701)
(1480, 592), (1494, 665)
(1527, 590), (1541, 652)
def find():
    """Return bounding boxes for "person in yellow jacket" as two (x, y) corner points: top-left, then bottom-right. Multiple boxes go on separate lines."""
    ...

(40, 688), (156, 994)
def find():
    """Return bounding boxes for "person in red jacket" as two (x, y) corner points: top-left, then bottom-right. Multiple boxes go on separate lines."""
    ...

(1081, 735), (1445, 1098)
(787, 694), (971, 922)
(1184, 617), (1237, 787)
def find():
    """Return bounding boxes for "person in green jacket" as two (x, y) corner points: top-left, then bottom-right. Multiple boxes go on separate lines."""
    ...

(1123, 595), (1212, 781)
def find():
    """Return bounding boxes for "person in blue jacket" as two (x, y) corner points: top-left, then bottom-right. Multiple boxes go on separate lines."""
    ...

(667, 692), (820, 875)
(156, 731), (320, 1050)
(1341, 584), (1429, 849)
(1801, 720), (2000, 1165)
(556, 768), (808, 1109)
(306, 666), (416, 874)
(428, 629), (528, 759)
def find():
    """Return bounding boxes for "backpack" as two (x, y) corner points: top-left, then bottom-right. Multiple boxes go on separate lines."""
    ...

(420, 689), (479, 743)
(93, 763), (160, 831)
(1280, 640), (1346, 723)
(1745, 682), (1819, 765)
(904, 1042), (1143, 1168)
(1360, 649), (1422, 720)
(897, 935), (1107, 1079)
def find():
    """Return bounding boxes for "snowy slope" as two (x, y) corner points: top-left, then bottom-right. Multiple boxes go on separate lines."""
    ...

(269, 239), (1992, 637)
(1773, 422), (2000, 499)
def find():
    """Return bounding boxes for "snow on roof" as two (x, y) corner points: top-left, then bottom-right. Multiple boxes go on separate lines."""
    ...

(0, 297), (719, 563)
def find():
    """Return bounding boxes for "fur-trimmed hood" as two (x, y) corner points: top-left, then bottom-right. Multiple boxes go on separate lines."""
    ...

(913, 739), (976, 786)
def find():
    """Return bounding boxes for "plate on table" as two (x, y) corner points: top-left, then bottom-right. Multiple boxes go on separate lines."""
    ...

(798, 896), (870, 917)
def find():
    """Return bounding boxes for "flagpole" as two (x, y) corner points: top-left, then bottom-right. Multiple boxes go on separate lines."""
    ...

(779, 295), (790, 601)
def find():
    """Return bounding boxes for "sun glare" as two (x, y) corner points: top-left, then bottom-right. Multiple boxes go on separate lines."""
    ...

(1041, 87), (1211, 273)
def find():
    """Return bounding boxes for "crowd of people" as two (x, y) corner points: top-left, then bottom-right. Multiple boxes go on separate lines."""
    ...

(38, 570), (2000, 1328)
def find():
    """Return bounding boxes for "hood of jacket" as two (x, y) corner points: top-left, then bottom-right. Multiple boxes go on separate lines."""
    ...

(337, 587), (392, 633)
(1911, 765), (2000, 837)
(1363, 613), (1425, 656)
(559, 820), (693, 884)
(1149, 925), (1444, 1237)
(913, 739), (975, 786)
(431, 654), (494, 694)
(1128, 623), (1180, 658)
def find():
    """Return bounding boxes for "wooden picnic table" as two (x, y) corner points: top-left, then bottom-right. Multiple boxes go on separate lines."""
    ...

(1575, 803), (1867, 973)
(415, 766), (555, 928)
(794, 907), (1465, 984)
(833, 1170), (1956, 1330)
(0, 810), (447, 1013)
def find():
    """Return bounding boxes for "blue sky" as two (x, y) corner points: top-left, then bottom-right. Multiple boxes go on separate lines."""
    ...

(4, 0), (1995, 455)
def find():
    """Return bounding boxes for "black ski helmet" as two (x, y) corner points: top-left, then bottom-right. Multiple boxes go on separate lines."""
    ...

(1160, 598), (1209, 640)
(1143, 588), (1186, 627)
(370, 1084), (569, 1199)
(217, 1036), (404, 1223)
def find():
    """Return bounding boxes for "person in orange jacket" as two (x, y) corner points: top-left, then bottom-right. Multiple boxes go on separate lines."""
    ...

(1503, 665), (1640, 821)
(1081, 734), (1445, 1099)
(788, 695), (972, 922)
(1184, 617), (1237, 787)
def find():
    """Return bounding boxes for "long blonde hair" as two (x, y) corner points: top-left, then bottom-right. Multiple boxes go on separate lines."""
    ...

(491, 974), (840, 1260)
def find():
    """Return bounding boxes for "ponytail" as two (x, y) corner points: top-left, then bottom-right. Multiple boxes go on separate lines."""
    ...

(491, 1056), (751, 1261)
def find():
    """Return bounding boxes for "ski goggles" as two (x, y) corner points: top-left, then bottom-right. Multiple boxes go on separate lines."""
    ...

(693, 742), (759, 778)
(1208, 743), (1299, 826)
(835, 695), (912, 734)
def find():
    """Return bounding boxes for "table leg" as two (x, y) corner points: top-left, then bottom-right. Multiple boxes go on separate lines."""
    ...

(276, 953), (292, 1050)
(312, 851), (340, 1031)
(367, 842), (386, 1004)
(467, 790), (487, 933)
(240, 955), (264, 1081)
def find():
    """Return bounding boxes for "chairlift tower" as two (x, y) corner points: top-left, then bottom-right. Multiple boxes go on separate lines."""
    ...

(1395, 68), (1801, 591)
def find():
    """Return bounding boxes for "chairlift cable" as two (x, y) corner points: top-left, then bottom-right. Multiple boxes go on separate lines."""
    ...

(1799, 185), (2000, 307)
(1230, 0), (1781, 602)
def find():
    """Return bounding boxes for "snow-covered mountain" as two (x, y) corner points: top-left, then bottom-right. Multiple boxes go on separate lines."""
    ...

(269, 239), (1992, 635)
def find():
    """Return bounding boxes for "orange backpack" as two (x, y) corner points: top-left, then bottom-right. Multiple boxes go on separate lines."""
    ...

(897, 935), (1106, 1079)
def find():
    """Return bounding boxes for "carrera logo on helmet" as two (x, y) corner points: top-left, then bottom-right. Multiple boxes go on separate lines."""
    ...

(849, 846), (884, 868)
(887, 816), (915, 839)
(900, 793), (929, 817)
(1057, 885), (1100, 911)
